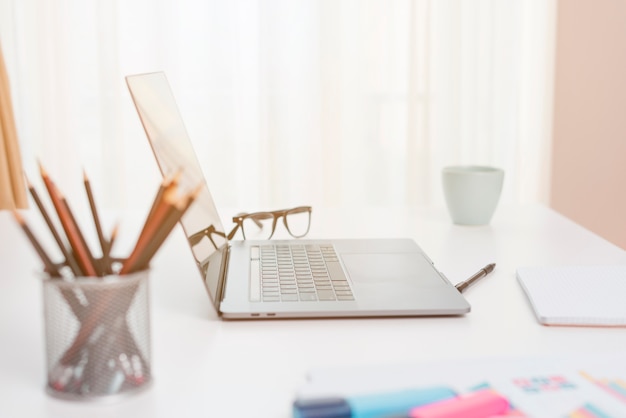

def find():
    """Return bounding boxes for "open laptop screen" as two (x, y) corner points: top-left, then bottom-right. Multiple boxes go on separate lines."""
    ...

(126, 72), (227, 303)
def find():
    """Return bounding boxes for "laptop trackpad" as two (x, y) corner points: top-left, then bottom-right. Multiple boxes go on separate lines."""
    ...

(341, 253), (445, 285)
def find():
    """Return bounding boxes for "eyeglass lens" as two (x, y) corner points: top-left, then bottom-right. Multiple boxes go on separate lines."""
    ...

(242, 213), (274, 240)
(283, 208), (311, 238)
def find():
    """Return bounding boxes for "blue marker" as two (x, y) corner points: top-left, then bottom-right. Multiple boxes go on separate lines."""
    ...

(293, 387), (457, 418)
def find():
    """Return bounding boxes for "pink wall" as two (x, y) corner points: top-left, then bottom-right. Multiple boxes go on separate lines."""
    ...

(551, 0), (626, 249)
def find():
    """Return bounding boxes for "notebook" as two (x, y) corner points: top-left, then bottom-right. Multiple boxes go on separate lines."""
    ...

(125, 71), (470, 319)
(517, 265), (626, 326)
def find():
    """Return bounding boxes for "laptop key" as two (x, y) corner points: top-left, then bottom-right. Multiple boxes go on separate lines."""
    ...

(263, 291), (279, 297)
(317, 290), (336, 300)
(335, 290), (353, 296)
(250, 260), (261, 302)
(281, 294), (299, 302)
(299, 293), (317, 301)
(326, 261), (348, 281)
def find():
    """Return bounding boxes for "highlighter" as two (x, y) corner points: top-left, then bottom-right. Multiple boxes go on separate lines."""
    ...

(293, 386), (457, 418)
(409, 389), (510, 418)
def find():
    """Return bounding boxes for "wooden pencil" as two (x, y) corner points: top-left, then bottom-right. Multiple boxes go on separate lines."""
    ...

(102, 222), (119, 274)
(39, 163), (97, 277)
(60, 195), (98, 275)
(134, 186), (200, 271)
(25, 175), (81, 276)
(146, 171), (180, 219)
(83, 170), (107, 263)
(12, 211), (91, 320)
(130, 176), (168, 256)
(119, 186), (180, 275)
(12, 211), (61, 277)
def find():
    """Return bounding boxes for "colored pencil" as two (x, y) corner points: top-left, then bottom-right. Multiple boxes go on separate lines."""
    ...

(119, 186), (180, 275)
(12, 210), (61, 277)
(61, 195), (98, 275)
(11, 211), (92, 320)
(102, 222), (119, 274)
(146, 170), (181, 220)
(25, 175), (81, 276)
(39, 163), (97, 277)
(134, 185), (200, 271)
(83, 170), (107, 263)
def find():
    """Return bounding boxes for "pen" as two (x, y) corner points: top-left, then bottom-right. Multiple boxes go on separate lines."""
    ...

(455, 263), (495, 293)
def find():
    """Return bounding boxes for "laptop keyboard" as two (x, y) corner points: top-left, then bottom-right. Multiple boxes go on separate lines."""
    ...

(249, 244), (354, 302)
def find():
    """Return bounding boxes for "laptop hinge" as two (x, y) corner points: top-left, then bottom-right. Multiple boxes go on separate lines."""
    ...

(214, 244), (231, 313)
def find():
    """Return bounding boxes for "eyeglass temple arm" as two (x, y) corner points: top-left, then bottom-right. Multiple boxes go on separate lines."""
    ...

(205, 229), (226, 250)
(189, 225), (226, 246)
(226, 224), (240, 241)
(227, 213), (267, 240)
(235, 212), (264, 229)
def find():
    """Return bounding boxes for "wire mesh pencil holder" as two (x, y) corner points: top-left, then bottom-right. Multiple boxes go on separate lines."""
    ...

(42, 269), (152, 401)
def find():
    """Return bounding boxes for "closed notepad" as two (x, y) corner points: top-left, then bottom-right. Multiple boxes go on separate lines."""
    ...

(516, 265), (626, 326)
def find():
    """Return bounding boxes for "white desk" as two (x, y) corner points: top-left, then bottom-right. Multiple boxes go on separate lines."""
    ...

(2, 205), (626, 417)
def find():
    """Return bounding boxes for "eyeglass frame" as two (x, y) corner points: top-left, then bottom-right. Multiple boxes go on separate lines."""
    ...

(227, 206), (312, 240)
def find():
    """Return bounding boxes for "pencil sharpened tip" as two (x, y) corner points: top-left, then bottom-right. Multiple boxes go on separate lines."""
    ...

(485, 263), (496, 274)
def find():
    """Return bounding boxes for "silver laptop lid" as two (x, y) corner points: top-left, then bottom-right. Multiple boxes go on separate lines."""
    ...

(126, 72), (228, 308)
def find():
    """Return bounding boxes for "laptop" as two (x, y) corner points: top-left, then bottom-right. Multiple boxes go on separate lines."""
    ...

(125, 72), (470, 319)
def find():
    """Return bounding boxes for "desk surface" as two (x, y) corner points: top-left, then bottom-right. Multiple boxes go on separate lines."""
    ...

(2, 204), (626, 417)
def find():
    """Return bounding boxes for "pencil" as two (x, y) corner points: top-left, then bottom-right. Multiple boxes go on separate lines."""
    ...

(12, 211), (90, 320)
(83, 170), (107, 263)
(131, 176), (168, 256)
(102, 222), (119, 274)
(61, 195), (98, 276)
(39, 163), (97, 277)
(146, 170), (181, 220)
(119, 186), (180, 275)
(25, 175), (81, 276)
(12, 211), (61, 277)
(134, 185), (200, 271)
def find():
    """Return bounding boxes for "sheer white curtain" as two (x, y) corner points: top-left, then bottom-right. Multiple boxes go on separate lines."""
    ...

(0, 0), (556, 212)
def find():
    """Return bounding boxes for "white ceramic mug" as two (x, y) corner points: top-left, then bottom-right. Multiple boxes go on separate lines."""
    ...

(442, 166), (504, 225)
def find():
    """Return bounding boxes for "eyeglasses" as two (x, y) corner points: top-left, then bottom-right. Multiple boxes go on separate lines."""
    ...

(187, 206), (312, 251)
(227, 206), (312, 240)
